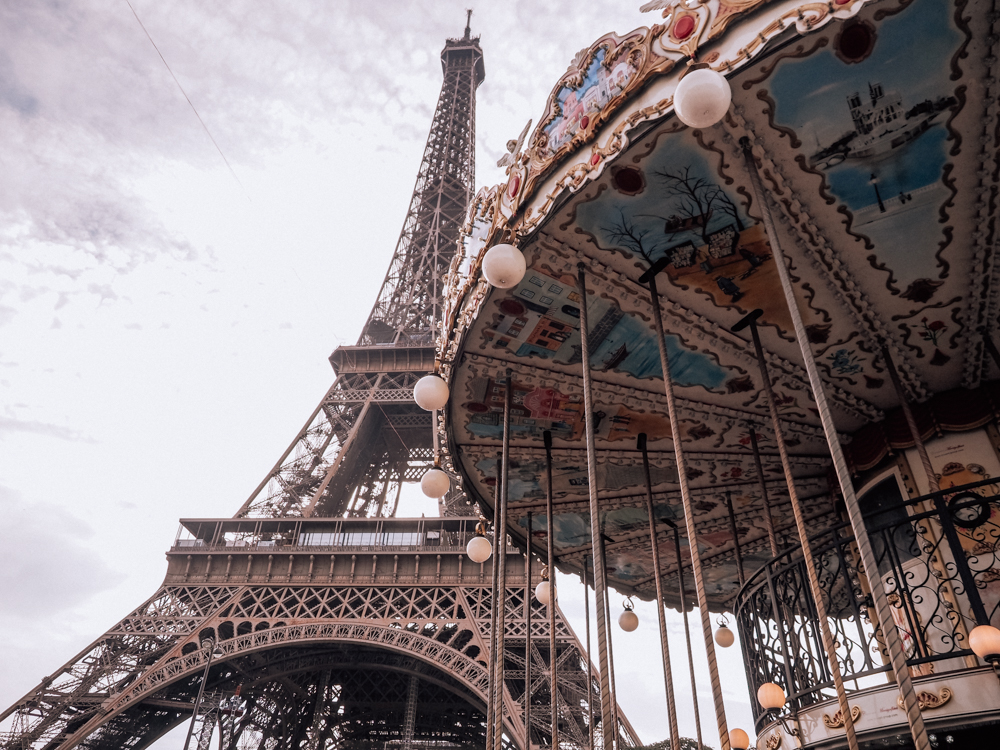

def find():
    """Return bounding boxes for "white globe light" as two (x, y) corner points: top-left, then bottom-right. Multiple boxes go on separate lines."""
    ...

(535, 580), (554, 605)
(969, 624), (1000, 659)
(756, 682), (786, 711)
(413, 375), (449, 411)
(715, 624), (735, 648)
(481, 243), (526, 289)
(420, 469), (450, 498)
(674, 68), (732, 129)
(466, 535), (493, 563)
(618, 609), (639, 632)
(730, 728), (750, 750)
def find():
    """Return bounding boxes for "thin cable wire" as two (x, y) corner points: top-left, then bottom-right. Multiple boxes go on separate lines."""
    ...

(124, 0), (249, 199)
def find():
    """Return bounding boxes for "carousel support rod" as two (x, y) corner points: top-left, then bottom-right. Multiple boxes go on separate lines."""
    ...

(747, 425), (780, 556)
(639, 257), (731, 750)
(599, 528), (620, 743)
(637, 433), (681, 744)
(880, 346), (939, 493)
(732, 307), (859, 750)
(882, 349), (990, 625)
(576, 263), (616, 750)
(543, 431), (559, 750)
(525, 511), (533, 750)
(583, 555), (595, 750)
(673, 526), (705, 750)
(486, 452), (503, 750)
(740, 137), (930, 750)
(723, 491), (745, 587)
(493, 369), (514, 750)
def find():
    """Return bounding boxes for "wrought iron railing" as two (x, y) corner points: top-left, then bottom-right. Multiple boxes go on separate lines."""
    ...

(734, 476), (1000, 729)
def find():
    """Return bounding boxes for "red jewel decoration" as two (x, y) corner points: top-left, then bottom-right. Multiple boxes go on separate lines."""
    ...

(835, 0), (851, 5)
(508, 175), (521, 198)
(591, 153), (601, 166)
(580, 115), (590, 130)
(673, 15), (696, 40)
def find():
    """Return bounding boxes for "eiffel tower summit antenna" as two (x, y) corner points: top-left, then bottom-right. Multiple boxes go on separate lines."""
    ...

(0, 27), (637, 750)
(465, 8), (473, 39)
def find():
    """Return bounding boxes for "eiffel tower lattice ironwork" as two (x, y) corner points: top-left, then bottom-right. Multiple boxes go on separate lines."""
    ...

(0, 21), (641, 750)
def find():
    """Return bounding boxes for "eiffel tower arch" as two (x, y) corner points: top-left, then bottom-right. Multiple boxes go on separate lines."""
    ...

(0, 21), (639, 750)
(2, 517), (609, 750)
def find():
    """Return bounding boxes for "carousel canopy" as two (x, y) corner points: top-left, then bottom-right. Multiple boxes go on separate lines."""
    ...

(439, 0), (999, 610)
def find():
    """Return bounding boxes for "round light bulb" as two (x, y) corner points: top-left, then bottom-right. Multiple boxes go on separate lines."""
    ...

(674, 68), (732, 129)
(420, 469), (450, 498)
(481, 244), (526, 289)
(969, 624), (1000, 659)
(466, 535), (493, 563)
(715, 624), (735, 648)
(535, 580), (554, 605)
(618, 609), (639, 632)
(730, 728), (750, 750)
(413, 375), (450, 411)
(756, 682), (786, 711)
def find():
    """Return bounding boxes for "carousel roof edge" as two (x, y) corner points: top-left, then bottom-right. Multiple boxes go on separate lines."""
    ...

(487, 0), (879, 247)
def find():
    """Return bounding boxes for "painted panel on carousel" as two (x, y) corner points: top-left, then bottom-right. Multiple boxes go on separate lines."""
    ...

(477, 267), (735, 393)
(519, 506), (681, 553)
(571, 131), (794, 337)
(767, 0), (964, 303)
(474, 455), (679, 503)
(540, 47), (637, 159)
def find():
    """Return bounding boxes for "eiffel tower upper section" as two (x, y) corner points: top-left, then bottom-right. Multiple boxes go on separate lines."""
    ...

(236, 24), (484, 521)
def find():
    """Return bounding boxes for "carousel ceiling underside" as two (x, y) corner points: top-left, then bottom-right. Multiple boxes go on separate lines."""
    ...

(443, 0), (1000, 610)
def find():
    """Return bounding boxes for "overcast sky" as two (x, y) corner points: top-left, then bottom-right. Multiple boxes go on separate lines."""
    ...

(0, 2), (753, 747)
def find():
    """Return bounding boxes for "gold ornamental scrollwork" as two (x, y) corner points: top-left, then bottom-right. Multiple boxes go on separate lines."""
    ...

(822, 705), (862, 729)
(764, 732), (782, 750)
(897, 687), (953, 711)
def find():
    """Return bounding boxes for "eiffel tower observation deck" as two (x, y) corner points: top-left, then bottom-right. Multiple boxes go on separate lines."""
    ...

(0, 19), (638, 750)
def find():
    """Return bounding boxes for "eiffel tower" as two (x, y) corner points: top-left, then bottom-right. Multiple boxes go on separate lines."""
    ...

(0, 21), (638, 750)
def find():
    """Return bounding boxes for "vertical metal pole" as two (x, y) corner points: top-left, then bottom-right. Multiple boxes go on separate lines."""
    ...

(599, 531), (620, 744)
(543, 431), (559, 750)
(583, 555), (595, 750)
(748, 427), (780, 557)
(881, 346), (939, 494)
(645, 270), (730, 750)
(182, 642), (217, 750)
(525, 512), (533, 750)
(638, 434), (681, 745)
(576, 264), (615, 750)
(743, 313), (857, 749)
(741, 138), (929, 750)
(487, 454), (503, 750)
(493, 369), (514, 750)
(674, 528), (704, 750)
(724, 491), (745, 588)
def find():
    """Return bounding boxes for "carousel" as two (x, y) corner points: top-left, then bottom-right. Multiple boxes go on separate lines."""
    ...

(422, 0), (1000, 748)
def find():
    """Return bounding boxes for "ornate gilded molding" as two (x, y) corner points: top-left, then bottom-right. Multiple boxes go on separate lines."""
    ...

(500, 0), (876, 235)
(764, 732), (782, 750)
(897, 687), (953, 711)
(822, 704), (862, 728)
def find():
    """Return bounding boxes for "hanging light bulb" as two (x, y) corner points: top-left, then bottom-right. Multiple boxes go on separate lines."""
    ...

(618, 597), (639, 632)
(730, 728), (750, 750)
(715, 614), (735, 648)
(420, 468), (450, 498)
(535, 565), (555, 605)
(466, 521), (493, 563)
(756, 682), (786, 711)
(674, 66), (732, 129)
(481, 243), (526, 289)
(969, 624), (1000, 660)
(413, 374), (450, 411)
